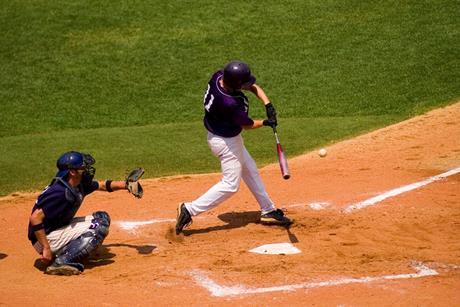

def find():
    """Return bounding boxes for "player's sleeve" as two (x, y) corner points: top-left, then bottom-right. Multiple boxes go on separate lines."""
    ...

(232, 108), (254, 127)
(83, 181), (99, 195)
(37, 192), (64, 219)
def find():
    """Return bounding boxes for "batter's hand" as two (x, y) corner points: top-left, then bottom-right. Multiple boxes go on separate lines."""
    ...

(265, 102), (277, 122)
(263, 118), (277, 128)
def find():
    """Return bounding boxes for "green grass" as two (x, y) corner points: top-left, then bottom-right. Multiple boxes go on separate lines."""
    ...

(0, 0), (458, 195)
(0, 115), (401, 195)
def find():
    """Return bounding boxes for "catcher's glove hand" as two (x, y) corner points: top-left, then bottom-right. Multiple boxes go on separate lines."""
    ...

(125, 167), (144, 198)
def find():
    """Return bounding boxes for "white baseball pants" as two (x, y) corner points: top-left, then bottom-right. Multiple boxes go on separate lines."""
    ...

(185, 132), (276, 216)
(33, 215), (93, 255)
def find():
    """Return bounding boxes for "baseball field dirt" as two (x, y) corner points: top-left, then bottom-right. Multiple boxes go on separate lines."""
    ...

(1, 102), (459, 306)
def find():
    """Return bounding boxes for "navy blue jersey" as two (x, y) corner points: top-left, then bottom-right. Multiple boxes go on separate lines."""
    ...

(203, 70), (254, 137)
(28, 179), (99, 244)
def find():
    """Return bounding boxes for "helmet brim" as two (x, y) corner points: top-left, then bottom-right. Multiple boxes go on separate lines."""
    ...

(241, 75), (256, 88)
(55, 169), (69, 178)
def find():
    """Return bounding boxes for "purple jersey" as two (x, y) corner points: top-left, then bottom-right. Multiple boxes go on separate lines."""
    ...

(203, 70), (254, 137)
(27, 178), (99, 244)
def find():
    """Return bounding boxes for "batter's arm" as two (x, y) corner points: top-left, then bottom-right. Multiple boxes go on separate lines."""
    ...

(246, 84), (277, 127)
(246, 84), (270, 106)
(242, 119), (264, 130)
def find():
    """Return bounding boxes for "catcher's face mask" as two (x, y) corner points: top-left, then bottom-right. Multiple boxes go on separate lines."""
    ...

(80, 153), (96, 185)
(82, 153), (96, 176)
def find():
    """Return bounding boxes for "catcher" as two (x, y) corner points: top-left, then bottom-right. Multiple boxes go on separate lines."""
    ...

(27, 151), (144, 275)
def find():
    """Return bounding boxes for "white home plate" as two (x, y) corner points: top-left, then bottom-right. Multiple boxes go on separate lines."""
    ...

(287, 202), (330, 210)
(249, 243), (301, 255)
(308, 202), (330, 210)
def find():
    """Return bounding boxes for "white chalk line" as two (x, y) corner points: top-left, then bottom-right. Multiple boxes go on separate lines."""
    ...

(117, 218), (176, 231)
(117, 216), (205, 231)
(344, 166), (460, 213)
(116, 203), (327, 232)
(116, 167), (460, 231)
(190, 262), (438, 297)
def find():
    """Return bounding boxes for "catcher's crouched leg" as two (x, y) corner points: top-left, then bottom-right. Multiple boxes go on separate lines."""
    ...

(46, 211), (110, 275)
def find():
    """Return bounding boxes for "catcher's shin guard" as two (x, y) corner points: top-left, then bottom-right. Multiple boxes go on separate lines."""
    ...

(51, 212), (110, 272)
(92, 211), (111, 226)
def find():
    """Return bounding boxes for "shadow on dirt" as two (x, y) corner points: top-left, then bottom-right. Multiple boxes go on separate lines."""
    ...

(104, 243), (157, 255)
(33, 243), (155, 273)
(85, 245), (116, 269)
(33, 259), (48, 272)
(0, 253), (7, 260)
(286, 226), (299, 243)
(33, 245), (116, 272)
(184, 211), (260, 235)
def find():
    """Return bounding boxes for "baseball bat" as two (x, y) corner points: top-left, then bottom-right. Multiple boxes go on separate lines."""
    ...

(272, 127), (290, 180)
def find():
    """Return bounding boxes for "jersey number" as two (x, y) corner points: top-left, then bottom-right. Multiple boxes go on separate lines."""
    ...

(203, 84), (214, 112)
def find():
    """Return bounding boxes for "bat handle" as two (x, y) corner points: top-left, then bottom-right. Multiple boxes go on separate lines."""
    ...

(272, 127), (280, 144)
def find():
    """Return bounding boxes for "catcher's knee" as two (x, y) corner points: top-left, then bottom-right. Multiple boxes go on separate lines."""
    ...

(54, 229), (105, 269)
(91, 211), (110, 240)
(92, 211), (110, 225)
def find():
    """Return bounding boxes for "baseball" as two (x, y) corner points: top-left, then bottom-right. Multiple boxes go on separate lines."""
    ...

(318, 148), (327, 157)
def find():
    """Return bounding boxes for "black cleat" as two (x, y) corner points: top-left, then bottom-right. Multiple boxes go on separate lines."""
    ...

(176, 203), (192, 235)
(260, 209), (293, 226)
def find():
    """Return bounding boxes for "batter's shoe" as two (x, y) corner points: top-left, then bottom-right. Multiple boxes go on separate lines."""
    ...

(176, 203), (192, 235)
(45, 263), (83, 276)
(260, 209), (293, 225)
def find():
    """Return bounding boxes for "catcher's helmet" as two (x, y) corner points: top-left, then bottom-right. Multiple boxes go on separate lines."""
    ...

(223, 60), (256, 90)
(55, 151), (95, 178)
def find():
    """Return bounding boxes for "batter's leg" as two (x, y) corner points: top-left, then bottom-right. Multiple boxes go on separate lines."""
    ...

(241, 147), (276, 214)
(185, 133), (244, 216)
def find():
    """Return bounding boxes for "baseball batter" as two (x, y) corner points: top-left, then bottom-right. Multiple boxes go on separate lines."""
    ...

(176, 60), (292, 234)
(28, 151), (144, 275)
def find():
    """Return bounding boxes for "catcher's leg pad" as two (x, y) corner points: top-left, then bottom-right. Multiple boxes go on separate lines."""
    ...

(92, 211), (111, 227)
(53, 212), (110, 271)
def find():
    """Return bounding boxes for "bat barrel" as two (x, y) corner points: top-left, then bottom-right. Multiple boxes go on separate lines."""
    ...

(277, 143), (290, 180)
(272, 127), (290, 180)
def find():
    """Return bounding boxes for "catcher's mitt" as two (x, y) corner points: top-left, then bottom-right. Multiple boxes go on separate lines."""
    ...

(125, 167), (144, 198)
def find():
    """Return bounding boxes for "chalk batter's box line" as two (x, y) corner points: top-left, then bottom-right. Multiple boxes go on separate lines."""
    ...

(190, 262), (439, 297)
(344, 166), (460, 213)
(116, 166), (460, 230)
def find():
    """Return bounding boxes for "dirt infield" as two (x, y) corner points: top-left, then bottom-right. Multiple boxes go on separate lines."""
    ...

(1, 103), (459, 306)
